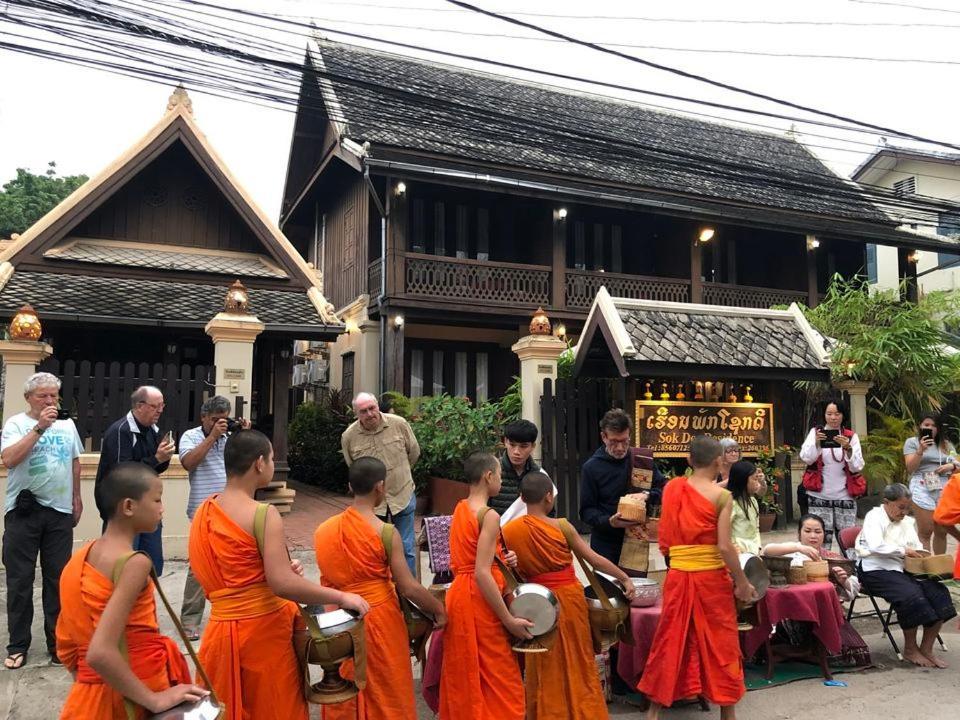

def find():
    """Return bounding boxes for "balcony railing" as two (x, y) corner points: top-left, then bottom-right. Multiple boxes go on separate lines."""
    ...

(702, 282), (808, 309)
(566, 269), (690, 308)
(403, 252), (551, 306)
(368, 259), (383, 299)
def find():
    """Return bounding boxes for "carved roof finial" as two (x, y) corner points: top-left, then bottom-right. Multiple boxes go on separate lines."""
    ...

(166, 84), (193, 116)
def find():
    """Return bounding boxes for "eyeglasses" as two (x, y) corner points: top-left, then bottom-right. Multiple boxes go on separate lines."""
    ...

(605, 438), (630, 448)
(138, 401), (165, 410)
(725, 448), (741, 454)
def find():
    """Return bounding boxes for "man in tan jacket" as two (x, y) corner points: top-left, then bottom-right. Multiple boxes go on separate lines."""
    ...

(341, 392), (420, 572)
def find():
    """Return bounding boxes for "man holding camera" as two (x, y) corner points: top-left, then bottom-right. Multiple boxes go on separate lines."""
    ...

(95, 385), (175, 575)
(1, 372), (83, 668)
(178, 395), (249, 639)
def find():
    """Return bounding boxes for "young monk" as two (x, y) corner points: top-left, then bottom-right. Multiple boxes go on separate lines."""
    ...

(56, 462), (208, 718)
(439, 451), (533, 720)
(502, 470), (636, 720)
(638, 435), (756, 720)
(189, 430), (369, 720)
(314, 456), (447, 720)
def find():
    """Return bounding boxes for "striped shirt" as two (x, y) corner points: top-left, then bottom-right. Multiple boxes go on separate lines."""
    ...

(179, 426), (227, 519)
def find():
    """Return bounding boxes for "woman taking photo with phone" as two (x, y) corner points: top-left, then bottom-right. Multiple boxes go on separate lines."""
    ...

(904, 413), (960, 553)
(799, 400), (866, 550)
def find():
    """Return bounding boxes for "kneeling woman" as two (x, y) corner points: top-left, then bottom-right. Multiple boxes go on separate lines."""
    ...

(856, 483), (957, 668)
(761, 515), (871, 668)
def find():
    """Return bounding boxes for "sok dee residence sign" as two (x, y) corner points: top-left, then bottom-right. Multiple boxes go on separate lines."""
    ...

(634, 400), (774, 457)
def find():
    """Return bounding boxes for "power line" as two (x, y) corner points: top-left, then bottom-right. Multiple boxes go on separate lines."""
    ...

(446, 0), (960, 153)
(5, 0), (960, 229)
(848, 0), (960, 15)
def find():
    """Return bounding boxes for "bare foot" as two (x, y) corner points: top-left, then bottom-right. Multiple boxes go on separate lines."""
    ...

(923, 652), (948, 669)
(904, 648), (935, 667)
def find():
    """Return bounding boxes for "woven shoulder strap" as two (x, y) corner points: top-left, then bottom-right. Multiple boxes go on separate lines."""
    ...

(557, 519), (614, 612)
(252, 502), (270, 556)
(379, 522), (395, 559)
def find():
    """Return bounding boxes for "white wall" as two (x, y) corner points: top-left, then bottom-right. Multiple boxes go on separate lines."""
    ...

(327, 297), (380, 396)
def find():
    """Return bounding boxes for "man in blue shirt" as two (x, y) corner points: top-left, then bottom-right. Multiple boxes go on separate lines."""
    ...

(95, 386), (175, 574)
(1, 372), (82, 668)
(177, 395), (249, 639)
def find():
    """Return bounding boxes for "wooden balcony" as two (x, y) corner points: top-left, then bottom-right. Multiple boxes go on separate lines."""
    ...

(701, 282), (808, 309)
(566, 269), (690, 309)
(402, 252), (551, 306)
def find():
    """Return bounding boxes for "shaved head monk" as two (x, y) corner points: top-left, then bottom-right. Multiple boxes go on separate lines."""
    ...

(56, 463), (207, 718)
(315, 456), (446, 720)
(189, 430), (369, 720)
(503, 470), (635, 720)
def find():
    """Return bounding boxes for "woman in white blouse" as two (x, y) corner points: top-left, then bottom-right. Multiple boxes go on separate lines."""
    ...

(857, 483), (956, 668)
(799, 400), (865, 550)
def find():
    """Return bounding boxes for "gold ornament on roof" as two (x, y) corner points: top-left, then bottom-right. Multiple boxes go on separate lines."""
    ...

(10, 304), (42, 341)
(529, 307), (551, 335)
(166, 85), (194, 116)
(224, 279), (250, 314)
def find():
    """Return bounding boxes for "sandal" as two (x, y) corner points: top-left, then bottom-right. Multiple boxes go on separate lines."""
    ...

(184, 627), (200, 642)
(4, 653), (26, 670)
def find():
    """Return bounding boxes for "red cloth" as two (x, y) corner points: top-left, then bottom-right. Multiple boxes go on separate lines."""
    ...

(615, 602), (663, 687)
(422, 629), (444, 714)
(637, 478), (744, 707)
(742, 582), (846, 658)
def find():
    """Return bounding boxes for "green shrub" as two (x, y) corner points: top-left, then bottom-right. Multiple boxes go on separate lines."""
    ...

(288, 389), (354, 493)
(861, 410), (912, 495)
(410, 394), (507, 490)
(381, 390), (413, 419)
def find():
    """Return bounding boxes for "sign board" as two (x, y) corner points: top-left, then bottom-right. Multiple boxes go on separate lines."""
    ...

(223, 368), (246, 380)
(634, 400), (774, 457)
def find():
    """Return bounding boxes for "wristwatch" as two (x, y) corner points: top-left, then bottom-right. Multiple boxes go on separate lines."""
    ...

(34, 425), (45, 436)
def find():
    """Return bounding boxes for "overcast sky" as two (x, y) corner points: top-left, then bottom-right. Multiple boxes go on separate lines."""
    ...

(2, 0), (960, 220)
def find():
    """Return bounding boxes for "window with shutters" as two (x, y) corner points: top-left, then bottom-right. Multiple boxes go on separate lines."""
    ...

(341, 352), (355, 398)
(893, 176), (916, 197)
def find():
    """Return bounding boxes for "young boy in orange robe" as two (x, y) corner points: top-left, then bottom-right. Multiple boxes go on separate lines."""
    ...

(503, 470), (635, 720)
(933, 473), (960, 579)
(638, 436), (756, 720)
(189, 430), (369, 720)
(315, 456), (447, 720)
(56, 462), (208, 719)
(439, 451), (533, 720)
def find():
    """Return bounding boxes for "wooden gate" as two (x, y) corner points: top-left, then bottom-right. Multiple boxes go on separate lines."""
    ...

(39, 358), (215, 452)
(540, 377), (621, 525)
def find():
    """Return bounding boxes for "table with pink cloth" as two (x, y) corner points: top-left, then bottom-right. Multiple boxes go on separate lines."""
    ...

(421, 629), (444, 714)
(742, 581), (846, 659)
(616, 600), (663, 688)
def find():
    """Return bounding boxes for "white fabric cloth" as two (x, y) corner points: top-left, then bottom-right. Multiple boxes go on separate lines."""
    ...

(500, 477), (557, 526)
(856, 506), (922, 573)
(799, 427), (865, 501)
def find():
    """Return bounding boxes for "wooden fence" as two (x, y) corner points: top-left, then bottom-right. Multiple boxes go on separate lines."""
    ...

(539, 377), (621, 527)
(38, 358), (216, 452)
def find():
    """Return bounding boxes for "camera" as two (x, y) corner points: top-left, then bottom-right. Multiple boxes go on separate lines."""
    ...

(820, 427), (841, 448)
(56, 408), (71, 420)
(226, 417), (243, 433)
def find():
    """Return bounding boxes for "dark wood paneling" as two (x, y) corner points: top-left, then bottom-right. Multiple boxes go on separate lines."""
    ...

(71, 141), (259, 253)
(322, 176), (369, 308)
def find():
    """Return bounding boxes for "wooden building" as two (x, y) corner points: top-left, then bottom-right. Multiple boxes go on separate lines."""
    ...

(280, 38), (954, 403)
(0, 87), (342, 471)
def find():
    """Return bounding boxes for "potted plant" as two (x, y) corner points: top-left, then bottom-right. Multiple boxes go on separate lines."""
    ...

(754, 444), (790, 532)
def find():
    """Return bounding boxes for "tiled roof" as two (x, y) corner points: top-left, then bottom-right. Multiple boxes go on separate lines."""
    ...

(618, 304), (823, 371)
(45, 241), (287, 279)
(0, 271), (334, 330)
(313, 39), (889, 224)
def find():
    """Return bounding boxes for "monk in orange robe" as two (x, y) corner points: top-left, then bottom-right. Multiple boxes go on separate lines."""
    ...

(189, 430), (369, 720)
(439, 451), (532, 720)
(57, 463), (207, 719)
(503, 470), (636, 720)
(933, 473), (960, 579)
(315, 456), (446, 720)
(638, 436), (756, 720)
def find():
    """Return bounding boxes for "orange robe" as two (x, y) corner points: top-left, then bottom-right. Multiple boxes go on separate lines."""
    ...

(502, 516), (608, 720)
(438, 500), (524, 720)
(189, 497), (308, 720)
(56, 543), (191, 719)
(313, 507), (416, 720)
(933, 473), (960, 578)
(637, 478), (744, 707)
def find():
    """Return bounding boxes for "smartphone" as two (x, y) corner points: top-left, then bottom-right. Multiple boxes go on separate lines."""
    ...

(919, 428), (934, 441)
(821, 428), (840, 448)
(56, 408), (71, 420)
(164, 430), (174, 445)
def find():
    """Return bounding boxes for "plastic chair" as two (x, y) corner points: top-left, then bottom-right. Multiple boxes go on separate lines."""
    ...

(837, 525), (947, 660)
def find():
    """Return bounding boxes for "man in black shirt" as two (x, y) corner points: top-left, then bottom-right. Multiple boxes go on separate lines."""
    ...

(96, 385), (175, 573)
